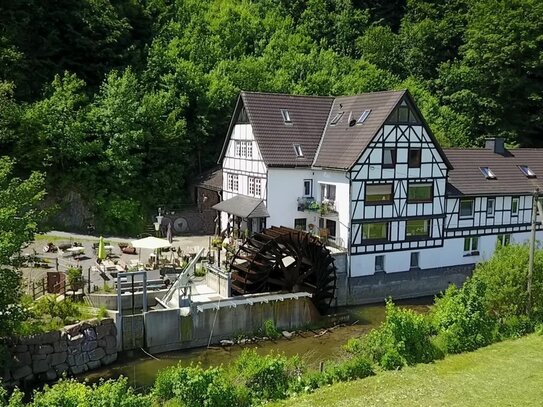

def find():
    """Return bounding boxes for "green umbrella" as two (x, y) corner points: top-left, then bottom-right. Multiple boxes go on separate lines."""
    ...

(97, 236), (106, 260)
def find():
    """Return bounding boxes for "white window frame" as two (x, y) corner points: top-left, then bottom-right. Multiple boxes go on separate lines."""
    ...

(227, 173), (239, 192)
(248, 177), (255, 195)
(375, 255), (385, 272)
(459, 199), (475, 218)
(255, 178), (261, 197)
(234, 141), (241, 157)
(463, 236), (479, 255)
(246, 141), (252, 158)
(486, 198), (495, 217)
(497, 234), (511, 246)
(241, 141), (247, 158)
(303, 180), (313, 197)
(511, 197), (520, 216)
(410, 252), (420, 269)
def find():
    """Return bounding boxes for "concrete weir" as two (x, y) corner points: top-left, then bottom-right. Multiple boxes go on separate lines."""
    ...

(115, 292), (320, 354)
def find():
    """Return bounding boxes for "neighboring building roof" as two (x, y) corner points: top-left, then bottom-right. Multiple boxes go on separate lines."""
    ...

(445, 148), (543, 196)
(196, 167), (222, 191)
(219, 92), (334, 167)
(212, 195), (270, 218)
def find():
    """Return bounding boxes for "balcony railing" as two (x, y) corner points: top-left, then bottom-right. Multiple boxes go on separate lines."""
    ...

(297, 197), (338, 216)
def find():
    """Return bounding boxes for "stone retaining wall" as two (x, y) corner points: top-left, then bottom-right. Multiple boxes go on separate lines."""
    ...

(2, 318), (117, 387)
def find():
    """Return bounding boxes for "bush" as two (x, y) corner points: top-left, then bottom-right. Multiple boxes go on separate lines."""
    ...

(498, 315), (534, 339)
(431, 280), (497, 354)
(262, 319), (281, 340)
(346, 300), (439, 369)
(153, 364), (241, 407)
(66, 267), (82, 290)
(234, 350), (298, 402)
(18, 296), (83, 334)
(471, 244), (543, 320)
(97, 306), (108, 320)
(152, 366), (178, 403)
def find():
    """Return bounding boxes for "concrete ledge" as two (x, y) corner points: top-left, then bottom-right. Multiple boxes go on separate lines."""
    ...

(87, 289), (168, 310)
(347, 264), (475, 305)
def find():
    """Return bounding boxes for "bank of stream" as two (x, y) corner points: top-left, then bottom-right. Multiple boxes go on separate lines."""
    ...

(82, 297), (433, 390)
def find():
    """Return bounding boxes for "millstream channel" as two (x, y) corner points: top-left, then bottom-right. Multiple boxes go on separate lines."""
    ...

(81, 297), (432, 390)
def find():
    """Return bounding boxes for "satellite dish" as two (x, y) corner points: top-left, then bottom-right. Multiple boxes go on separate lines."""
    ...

(349, 119), (357, 127)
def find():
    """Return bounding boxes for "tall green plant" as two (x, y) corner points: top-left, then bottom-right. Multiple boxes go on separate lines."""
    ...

(431, 279), (497, 354)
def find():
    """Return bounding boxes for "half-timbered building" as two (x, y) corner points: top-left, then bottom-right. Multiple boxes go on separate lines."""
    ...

(214, 90), (543, 289)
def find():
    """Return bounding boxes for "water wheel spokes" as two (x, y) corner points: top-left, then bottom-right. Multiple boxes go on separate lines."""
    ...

(230, 226), (337, 313)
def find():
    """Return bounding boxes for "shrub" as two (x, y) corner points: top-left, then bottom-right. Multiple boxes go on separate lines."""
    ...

(97, 306), (108, 320)
(431, 279), (497, 354)
(152, 366), (178, 403)
(234, 350), (295, 402)
(471, 244), (543, 320)
(66, 267), (82, 290)
(263, 319), (281, 339)
(346, 300), (439, 369)
(153, 364), (241, 407)
(498, 315), (534, 339)
(324, 356), (374, 383)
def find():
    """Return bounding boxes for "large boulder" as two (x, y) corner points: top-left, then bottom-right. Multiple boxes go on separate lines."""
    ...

(12, 365), (32, 381)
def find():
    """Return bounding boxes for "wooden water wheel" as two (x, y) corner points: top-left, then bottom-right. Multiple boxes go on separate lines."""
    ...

(230, 226), (337, 313)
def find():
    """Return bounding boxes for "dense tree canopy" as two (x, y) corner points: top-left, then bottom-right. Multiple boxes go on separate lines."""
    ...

(0, 157), (45, 339)
(0, 0), (541, 233)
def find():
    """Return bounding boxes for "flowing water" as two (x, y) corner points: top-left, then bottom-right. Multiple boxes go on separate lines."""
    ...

(82, 297), (433, 390)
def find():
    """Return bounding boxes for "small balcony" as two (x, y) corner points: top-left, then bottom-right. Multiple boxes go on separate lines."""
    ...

(297, 197), (338, 217)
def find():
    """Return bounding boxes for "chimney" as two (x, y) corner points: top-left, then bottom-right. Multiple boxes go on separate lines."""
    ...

(485, 137), (505, 155)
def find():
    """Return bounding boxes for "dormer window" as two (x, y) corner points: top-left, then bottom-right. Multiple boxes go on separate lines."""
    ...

(518, 165), (536, 178)
(480, 167), (497, 179)
(330, 112), (344, 125)
(293, 144), (303, 157)
(281, 109), (292, 124)
(357, 109), (371, 124)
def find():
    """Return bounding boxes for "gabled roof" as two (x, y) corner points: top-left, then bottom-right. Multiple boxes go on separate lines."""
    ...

(313, 90), (452, 170)
(218, 92), (333, 167)
(445, 148), (543, 196)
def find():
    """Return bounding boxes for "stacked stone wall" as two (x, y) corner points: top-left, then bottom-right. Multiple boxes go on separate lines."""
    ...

(2, 318), (117, 386)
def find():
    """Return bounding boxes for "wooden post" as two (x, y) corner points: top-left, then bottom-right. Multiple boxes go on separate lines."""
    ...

(32, 281), (35, 300)
(527, 188), (539, 316)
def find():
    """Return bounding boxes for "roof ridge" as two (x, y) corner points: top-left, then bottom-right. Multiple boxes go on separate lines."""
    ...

(241, 90), (333, 100)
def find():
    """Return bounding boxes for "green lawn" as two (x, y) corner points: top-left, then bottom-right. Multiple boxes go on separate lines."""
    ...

(275, 334), (543, 407)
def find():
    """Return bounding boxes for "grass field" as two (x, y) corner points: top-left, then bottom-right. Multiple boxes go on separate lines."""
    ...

(275, 334), (543, 407)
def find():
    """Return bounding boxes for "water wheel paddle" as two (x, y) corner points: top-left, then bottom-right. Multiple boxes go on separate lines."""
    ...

(230, 226), (337, 313)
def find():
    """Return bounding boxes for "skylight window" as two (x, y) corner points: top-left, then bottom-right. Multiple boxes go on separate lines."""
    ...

(293, 144), (303, 157)
(357, 109), (371, 124)
(518, 165), (536, 178)
(281, 109), (292, 124)
(480, 167), (497, 179)
(330, 112), (344, 125)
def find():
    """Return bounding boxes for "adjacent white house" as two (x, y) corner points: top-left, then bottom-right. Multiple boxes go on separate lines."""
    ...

(214, 90), (543, 282)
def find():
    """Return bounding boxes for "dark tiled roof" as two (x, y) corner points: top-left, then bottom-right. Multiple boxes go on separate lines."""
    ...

(445, 149), (543, 196)
(212, 195), (269, 218)
(313, 90), (405, 169)
(238, 92), (333, 167)
(196, 167), (222, 191)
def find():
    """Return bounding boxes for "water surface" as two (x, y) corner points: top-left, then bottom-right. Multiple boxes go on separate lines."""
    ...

(82, 298), (433, 390)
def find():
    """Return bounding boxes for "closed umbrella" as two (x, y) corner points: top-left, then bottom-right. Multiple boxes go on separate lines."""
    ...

(167, 222), (173, 244)
(97, 236), (106, 261)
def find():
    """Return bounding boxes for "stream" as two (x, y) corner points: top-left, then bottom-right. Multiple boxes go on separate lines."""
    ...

(82, 297), (433, 390)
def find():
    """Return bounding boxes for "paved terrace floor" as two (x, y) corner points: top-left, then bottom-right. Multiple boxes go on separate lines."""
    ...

(20, 231), (212, 296)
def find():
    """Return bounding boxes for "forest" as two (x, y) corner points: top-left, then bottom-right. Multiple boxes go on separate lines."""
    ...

(0, 0), (541, 235)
